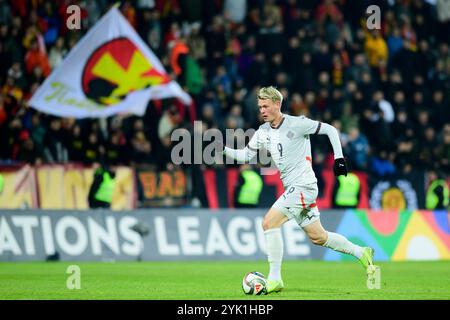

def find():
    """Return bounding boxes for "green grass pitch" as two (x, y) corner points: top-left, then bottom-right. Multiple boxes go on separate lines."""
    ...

(1, 260), (449, 300)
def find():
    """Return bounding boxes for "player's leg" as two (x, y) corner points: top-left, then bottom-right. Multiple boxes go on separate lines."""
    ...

(296, 184), (363, 259)
(262, 208), (289, 293)
(296, 183), (376, 274)
(302, 218), (363, 257)
(302, 218), (375, 273)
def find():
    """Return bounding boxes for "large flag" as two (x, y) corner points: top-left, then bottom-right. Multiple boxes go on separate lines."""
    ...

(29, 6), (192, 118)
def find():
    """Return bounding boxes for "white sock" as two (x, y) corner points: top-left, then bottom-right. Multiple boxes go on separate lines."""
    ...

(323, 231), (363, 259)
(264, 228), (283, 281)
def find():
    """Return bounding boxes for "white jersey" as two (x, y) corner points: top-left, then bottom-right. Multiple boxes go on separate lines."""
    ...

(248, 114), (322, 188)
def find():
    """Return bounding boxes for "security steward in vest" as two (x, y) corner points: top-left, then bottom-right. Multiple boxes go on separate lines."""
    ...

(88, 164), (116, 209)
(332, 172), (361, 209)
(425, 171), (449, 210)
(0, 173), (4, 195)
(234, 164), (264, 208)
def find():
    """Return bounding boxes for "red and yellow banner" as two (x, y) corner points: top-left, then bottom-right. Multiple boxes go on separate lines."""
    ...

(0, 165), (38, 208)
(136, 168), (188, 206)
(29, 7), (191, 119)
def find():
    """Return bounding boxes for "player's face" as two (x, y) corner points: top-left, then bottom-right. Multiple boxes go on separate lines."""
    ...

(258, 99), (280, 123)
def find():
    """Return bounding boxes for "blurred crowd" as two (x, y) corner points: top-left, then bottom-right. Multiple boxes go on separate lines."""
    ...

(0, 0), (449, 178)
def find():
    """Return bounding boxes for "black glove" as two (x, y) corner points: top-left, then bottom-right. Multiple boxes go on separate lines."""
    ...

(333, 158), (348, 177)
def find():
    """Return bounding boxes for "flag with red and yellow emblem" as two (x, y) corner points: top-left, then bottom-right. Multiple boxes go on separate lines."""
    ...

(29, 7), (191, 118)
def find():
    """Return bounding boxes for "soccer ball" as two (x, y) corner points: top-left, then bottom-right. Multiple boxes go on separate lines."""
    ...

(242, 271), (267, 295)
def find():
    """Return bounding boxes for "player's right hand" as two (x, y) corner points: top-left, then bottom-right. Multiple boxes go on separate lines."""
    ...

(333, 158), (348, 177)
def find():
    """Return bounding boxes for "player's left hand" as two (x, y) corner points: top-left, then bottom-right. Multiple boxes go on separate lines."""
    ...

(333, 158), (348, 177)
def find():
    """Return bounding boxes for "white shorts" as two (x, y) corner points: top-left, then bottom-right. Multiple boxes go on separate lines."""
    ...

(272, 183), (320, 228)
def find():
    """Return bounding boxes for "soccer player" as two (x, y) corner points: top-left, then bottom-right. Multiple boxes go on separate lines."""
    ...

(222, 86), (376, 294)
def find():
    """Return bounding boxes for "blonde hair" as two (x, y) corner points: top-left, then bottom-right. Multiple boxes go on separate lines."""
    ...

(258, 86), (283, 105)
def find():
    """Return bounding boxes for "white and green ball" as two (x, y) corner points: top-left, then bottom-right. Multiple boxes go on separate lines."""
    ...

(242, 271), (267, 295)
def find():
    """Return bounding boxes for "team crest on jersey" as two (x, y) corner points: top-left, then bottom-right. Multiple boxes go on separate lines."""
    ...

(287, 131), (294, 139)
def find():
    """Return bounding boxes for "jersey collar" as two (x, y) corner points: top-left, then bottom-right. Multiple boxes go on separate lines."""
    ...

(270, 114), (285, 129)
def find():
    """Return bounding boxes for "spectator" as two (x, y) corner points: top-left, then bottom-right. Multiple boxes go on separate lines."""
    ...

(415, 109), (432, 141)
(200, 103), (217, 130)
(121, 1), (138, 30)
(169, 37), (189, 84)
(105, 130), (127, 166)
(436, 0), (450, 43)
(295, 52), (316, 93)
(0, 0), (11, 25)
(418, 126), (438, 170)
(82, 131), (103, 165)
(17, 132), (41, 164)
(288, 92), (306, 116)
(40, 1), (59, 46)
(387, 27), (403, 63)
(205, 15), (226, 72)
(2, 76), (23, 102)
(395, 134), (420, 174)
(30, 113), (46, 157)
(224, 0), (247, 24)
(48, 37), (67, 69)
(186, 22), (206, 64)
(65, 124), (83, 162)
(313, 41), (333, 74)
(245, 51), (270, 89)
(0, 0), (447, 209)
(7, 62), (27, 89)
(212, 65), (232, 96)
(24, 38), (50, 77)
(315, 0), (343, 28)
(430, 90), (448, 129)
(130, 130), (153, 164)
(370, 150), (396, 177)
(435, 124), (450, 173)
(345, 127), (370, 171)
(43, 118), (68, 163)
(227, 104), (245, 129)
(392, 108), (414, 140)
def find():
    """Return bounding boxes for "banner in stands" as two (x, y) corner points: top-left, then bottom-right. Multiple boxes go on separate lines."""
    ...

(0, 209), (448, 262)
(368, 172), (425, 210)
(0, 165), (38, 209)
(0, 165), (135, 210)
(36, 165), (135, 210)
(136, 168), (189, 207)
(28, 7), (191, 118)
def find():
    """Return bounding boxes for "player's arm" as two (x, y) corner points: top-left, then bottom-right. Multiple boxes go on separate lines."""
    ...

(222, 129), (261, 163)
(297, 116), (348, 176)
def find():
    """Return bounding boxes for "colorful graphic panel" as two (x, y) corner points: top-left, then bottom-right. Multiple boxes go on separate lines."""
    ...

(325, 210), (450, 261)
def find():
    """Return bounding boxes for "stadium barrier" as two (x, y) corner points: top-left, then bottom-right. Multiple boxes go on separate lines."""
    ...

(0, 209), (448, 262)
(0, 164), (433, 210)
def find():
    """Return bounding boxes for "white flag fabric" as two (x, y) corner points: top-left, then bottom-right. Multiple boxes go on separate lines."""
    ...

(29, 7), (192, 118)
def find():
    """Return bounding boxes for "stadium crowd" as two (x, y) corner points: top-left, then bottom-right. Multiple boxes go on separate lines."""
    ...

(0, 0), (449, 181)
